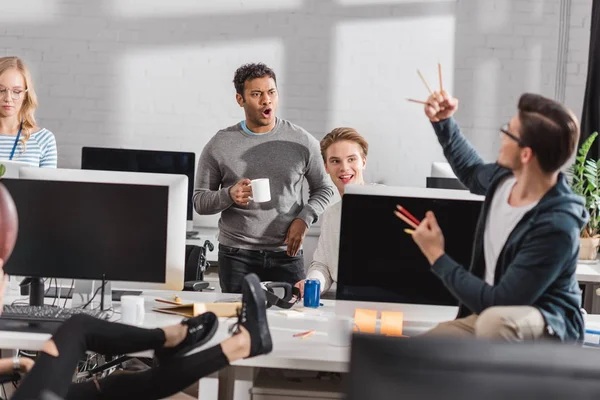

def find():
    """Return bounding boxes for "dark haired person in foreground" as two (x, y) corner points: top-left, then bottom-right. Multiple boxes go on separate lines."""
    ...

(194, 62), (333, 293)
(2, 267), (271, 400)
(403, 91), (587, 342)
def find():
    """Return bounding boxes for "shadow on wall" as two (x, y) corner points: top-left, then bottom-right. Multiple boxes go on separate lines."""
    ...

(453, 0), (560, 162)
(3, 0), (454, 168)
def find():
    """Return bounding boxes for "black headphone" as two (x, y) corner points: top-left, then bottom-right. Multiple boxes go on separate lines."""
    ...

(260, 281), (301, 309)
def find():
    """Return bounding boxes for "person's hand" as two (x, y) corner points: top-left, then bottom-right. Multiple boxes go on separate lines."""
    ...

(0, 259), (7, 313)
(19, 357), (34, 373)
(424, 90), (459, 122)
(294, 280), (305, 298)
(229, 179), (252, 206)
(412, 211), (446, 265)
(285, 219), (308, 256)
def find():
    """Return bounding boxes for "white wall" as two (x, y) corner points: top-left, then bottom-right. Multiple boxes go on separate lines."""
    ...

(454, 0), (592, 161)
(0, 0), (593, 231)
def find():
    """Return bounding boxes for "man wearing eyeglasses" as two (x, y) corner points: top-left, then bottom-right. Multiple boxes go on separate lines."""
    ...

(408, 91), (587, 343)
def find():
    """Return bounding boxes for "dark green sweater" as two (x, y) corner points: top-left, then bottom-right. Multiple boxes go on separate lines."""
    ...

(431, 117), (588, 342)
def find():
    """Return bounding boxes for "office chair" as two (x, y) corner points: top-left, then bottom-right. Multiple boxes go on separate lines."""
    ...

(183, 240), (214, 291)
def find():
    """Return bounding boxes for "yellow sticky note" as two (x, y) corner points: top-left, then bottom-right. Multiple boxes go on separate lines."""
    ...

(354, 309), (378, 334)
(381, 311), (404, 337)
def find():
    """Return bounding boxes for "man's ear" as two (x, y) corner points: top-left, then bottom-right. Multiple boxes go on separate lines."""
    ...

(520, 147), (533, 164)
(236, 93), (244, 107)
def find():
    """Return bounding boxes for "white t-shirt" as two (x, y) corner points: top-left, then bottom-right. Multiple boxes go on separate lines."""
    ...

(306, 200), (342, 292)
(483, 177), (538, 286)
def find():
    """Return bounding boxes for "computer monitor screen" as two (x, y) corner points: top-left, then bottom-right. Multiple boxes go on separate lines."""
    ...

(16, 168), (187, 290)
(3, 178), (168, 283)
(81, 147), (195, 225)
(337, 185), (483, 306)
(346, 334), (600, 400)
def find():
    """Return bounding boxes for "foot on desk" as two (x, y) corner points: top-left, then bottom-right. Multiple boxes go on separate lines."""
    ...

(155, 311), (219, 364)
(229, 273), (272, 358)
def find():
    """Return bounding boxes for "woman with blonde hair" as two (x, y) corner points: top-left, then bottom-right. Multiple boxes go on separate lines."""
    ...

(0, 56), (57, 167)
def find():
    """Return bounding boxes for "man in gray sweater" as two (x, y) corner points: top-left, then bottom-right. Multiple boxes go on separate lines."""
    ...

(193, 63), (334, 293)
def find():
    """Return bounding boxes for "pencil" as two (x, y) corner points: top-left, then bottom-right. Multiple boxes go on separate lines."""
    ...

(417, 69), (433, 95)
(406, 98), (430, 106)
(438, 63), (444, 92)
(293, 330), (315, 338)
(301, 330), (315, 339)
(394, 210), (418, 229)
(396, 205), (421, 225)
(404, 229), (414, 235)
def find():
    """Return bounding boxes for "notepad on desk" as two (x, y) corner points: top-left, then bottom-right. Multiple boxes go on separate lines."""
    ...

(152, 298), (242, 318)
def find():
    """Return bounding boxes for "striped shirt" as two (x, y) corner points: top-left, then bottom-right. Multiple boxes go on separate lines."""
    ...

(0, 128), (57, 168)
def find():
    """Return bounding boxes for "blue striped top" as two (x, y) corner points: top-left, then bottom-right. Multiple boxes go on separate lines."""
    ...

(0, 128), (57, 168)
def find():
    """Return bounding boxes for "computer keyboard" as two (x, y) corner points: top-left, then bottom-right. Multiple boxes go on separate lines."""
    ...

(2, 305), (110, 323)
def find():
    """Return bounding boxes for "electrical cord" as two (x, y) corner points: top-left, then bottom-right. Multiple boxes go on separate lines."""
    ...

(63, 279), (75, 308)
(80, 282), (105, 310)
(51, 278), (58, 307)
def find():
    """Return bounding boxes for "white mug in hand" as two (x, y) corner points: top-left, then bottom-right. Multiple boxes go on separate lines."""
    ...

(249, 178), (271, 203)
(121, 295), (145, 325)
(328, 316), (359, 347)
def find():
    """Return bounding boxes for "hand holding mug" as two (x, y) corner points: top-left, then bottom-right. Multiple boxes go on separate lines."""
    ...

(229, 178), (252, 206)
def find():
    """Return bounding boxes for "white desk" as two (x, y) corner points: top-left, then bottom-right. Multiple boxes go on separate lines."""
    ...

(0, 290), (457, 400)
(576, 261), (600, 314)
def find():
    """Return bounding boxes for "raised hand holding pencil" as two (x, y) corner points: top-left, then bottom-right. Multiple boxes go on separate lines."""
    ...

(406, 63), (459, 122)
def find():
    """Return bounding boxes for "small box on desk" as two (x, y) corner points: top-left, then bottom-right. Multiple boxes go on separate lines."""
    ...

(152, 299), (241, 318)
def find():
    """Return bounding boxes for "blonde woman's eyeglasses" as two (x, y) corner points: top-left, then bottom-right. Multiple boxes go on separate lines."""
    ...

(0, 88), (27, 101)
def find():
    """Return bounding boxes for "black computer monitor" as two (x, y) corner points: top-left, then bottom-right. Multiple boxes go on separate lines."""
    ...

(3, 178), (169, 284)
(346, 334), (600, 399)
(336, 185), (483, 306)
(426, 176), (467, 190)
(81, 147), (195, 227)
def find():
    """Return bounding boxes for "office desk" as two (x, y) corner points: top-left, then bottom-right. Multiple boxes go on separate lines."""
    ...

(577, 261), (600, 314)
(0, 290), (457, 400)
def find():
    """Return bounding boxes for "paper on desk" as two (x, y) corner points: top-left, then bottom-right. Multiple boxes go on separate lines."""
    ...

(274, 306), (327, 319)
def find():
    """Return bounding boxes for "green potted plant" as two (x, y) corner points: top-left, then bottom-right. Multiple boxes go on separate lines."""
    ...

(568, 131), (600, 261)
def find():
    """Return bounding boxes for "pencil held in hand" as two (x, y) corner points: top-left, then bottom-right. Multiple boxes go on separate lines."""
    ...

(417, 69), (433, 95)
(394, 210), (418, 230)
(438, 62), (444, 92)
(404, 229), (415, 236)
(396, 205), (421, 225)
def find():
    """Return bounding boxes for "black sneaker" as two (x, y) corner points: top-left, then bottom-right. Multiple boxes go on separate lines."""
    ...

(155, 311), (218, 364)
(229, 273), (272, 357)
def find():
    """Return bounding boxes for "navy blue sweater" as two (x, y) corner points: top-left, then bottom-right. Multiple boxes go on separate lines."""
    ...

(431, 118), (588, 342)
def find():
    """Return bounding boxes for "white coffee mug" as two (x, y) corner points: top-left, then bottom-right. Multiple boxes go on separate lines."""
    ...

(327, 316), (359, 347)
(121, 295), (145, 325)
(249, 178), (271, 203)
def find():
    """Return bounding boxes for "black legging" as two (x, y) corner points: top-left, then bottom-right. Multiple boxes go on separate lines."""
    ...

(12, 314), (229, 400)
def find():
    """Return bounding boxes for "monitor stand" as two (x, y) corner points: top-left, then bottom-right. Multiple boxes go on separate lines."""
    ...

(19, 277), (45, 306)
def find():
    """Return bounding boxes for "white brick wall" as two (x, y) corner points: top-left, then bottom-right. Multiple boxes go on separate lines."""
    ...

(454, 0), (592, 161)
(0, 0), (593, 187)
(565, 0), (593, 123)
